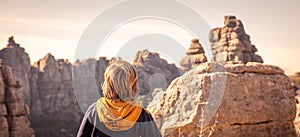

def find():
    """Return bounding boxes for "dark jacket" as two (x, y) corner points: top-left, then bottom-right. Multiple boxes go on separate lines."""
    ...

(77, 103), (162, 137)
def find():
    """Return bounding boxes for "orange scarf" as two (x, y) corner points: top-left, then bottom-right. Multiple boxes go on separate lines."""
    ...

(96, 97), (142, 131)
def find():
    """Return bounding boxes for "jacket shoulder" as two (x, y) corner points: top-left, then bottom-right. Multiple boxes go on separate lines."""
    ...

(137, 108), (154, 122)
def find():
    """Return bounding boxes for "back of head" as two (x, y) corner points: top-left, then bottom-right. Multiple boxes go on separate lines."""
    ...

(102, 60), (138, 101)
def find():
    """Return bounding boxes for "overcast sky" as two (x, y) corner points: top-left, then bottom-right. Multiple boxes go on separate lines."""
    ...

(0, 0), (299, 74)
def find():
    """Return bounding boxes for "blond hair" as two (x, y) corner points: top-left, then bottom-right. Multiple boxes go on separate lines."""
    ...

(101, 60), (138, 101)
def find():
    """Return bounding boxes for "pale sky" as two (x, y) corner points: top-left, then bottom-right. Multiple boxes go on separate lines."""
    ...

(0, 0), (299, 75)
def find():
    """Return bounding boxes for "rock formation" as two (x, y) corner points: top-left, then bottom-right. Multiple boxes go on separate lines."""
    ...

(294, 90), (300, 135)
(73, 57), (121, 111)
(29, 54), (87, 137)
(31, 55), (110, 115)
(0, 37), (183, 136)
(209, 16), (263, 63)
(0, 61), (34, 137)
(289, 72), (300, 91)
(148, 62), (296, 137)
(290, 72), (300, 135)
(0, 36), (32, 106)
(30, 103), (82, 137)
(30, 53), (76, 115)
(0, 37), (181, 113)
(133, 49), (180, 95)
(180, 39), (207, 72)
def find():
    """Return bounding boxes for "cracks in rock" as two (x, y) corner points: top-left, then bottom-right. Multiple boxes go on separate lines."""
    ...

(230, 120), (274, 126)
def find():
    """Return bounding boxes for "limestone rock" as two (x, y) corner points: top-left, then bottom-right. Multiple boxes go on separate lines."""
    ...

(291, 72), (300, 135)
(30, 104), (82, 137)
(148, 62), (296, 137)
(29, 67), (42, 115)
(29, 54), (86, 137)
(31, 53), (75, 114)
(289, 72), (300, 91)
(180, 39), (207, 72)
(95, 57), (111, 95)
(73, 57), (119, 111)
(0, 63), (34, 137)
(209, 16), (263, 63)
(73, 58), (102, 111)
(0, 116), (9, 137)
(0, 36), (32, 106)
(133, 49), (180, 95)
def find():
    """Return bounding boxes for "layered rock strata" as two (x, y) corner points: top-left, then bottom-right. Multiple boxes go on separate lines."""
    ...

(180, 39), (207, 72)
(209, 16), (263, 63)
(0, 61), (35, 137)
(30, 53), (76, 115)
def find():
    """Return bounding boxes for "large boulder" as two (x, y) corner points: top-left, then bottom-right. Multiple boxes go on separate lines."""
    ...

(148, 62), (296, 137)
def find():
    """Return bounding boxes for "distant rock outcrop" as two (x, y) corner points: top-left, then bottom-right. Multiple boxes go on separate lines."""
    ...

(209, 16), (263, 63)
(148, 62), (296, 136)
(73, 57), (117, 111)
(29, 54), (90, 137)
(0, 37), (183, 136)
(133, 49), (180, 95)
(30, 53), (76, 115)
(0, 61), (34, 137)
(0, 36), (31, 106)
(180, 39), (207, 72)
